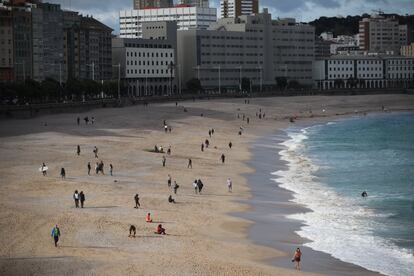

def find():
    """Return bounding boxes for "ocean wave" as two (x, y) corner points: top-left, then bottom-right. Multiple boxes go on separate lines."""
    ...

(274, 129), (414, 276)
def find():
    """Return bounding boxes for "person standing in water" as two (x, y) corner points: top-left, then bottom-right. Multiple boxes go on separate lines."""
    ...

(134, 194), (140, 208)
(51, 225), (61, 247)
(292, 248), (302, 270)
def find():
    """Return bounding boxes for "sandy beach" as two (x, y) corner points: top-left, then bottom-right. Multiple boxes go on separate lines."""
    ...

(0, 94), (413, 276)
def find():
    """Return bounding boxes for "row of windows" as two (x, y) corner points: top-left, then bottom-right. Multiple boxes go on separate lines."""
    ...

(127, 60), (172, 66)
(126, 43), (172, 49)
(126, 51), (173, 58)
(127, 69), (172, 75)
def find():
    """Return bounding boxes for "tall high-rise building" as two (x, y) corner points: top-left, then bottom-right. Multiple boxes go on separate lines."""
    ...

(0, 8), (14, 82)
(179, 0), (209, 7)
(221, 0), (258, 18)
(133, 0), (173, 9)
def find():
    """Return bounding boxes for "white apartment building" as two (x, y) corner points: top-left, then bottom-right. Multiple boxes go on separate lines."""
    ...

(313, 56), (414, 89)
(112, 37), (176, 96)
(119, 6), (217, 38)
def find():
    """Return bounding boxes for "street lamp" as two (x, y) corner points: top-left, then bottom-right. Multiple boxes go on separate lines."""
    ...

(112, 63), (121, 100)
(86, 62), (95, 81)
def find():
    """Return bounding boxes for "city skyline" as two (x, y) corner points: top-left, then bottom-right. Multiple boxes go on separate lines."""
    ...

(47, 0), (414, 34)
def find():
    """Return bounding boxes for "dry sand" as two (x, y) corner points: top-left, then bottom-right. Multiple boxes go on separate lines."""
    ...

(0, 95), (413, 276)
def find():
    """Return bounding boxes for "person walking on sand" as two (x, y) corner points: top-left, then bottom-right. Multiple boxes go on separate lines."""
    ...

(205, 139), (209, 148)
(79, 191), (85, 208)
(201, 143), (204, 152)
(129, 225), (136, 238)
(228, 142), (232, 149)
(60, 168), (66, 179)
(41, 163), (47, 176)
(95, 162), (99, 174)
(247, 117), (250, 124)
(73, 190), (80, 208)
(167, 175), (172, 187)
(77, 145), (81, 156)
(51, 225), (61, 247)
(208, 130), (212, 137)
(109, 164), (113, 176)
(227, 178), (232, 192)
(162, 156), (166, 167)
(292, 248), (302, 270)
(134, 194), (140, 208)
(93, 146), (98, 158)
(211, 128), (215, 135)
(221, 154), (226, 164)
(173, 181), (179, 194)
(87, 162), (91, 175)
(146, 213), (152, 223)
(193, 179), (198, 194)
(188, 158), (192, 169)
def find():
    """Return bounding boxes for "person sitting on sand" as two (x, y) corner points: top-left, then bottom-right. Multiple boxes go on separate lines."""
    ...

(168, 195), (175, 204)
(129, 225), (136, 238)
(146, 213), (152, 223)
(292, 248), (302, 270)
(155, 224), (166, 235)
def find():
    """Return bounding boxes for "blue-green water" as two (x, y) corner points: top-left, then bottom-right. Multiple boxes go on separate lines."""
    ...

(274, 113), (414, 276)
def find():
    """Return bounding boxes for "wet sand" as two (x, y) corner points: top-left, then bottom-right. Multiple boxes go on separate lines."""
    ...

(0, 95), (413, 275)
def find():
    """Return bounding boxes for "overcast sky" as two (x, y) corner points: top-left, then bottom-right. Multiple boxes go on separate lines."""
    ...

(48, 0), (414, 33)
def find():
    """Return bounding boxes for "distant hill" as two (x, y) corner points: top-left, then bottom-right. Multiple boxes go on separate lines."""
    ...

(309, 14), (414, 37)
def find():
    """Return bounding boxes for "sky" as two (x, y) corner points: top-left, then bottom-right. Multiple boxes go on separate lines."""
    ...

(48, 0), (414, 34)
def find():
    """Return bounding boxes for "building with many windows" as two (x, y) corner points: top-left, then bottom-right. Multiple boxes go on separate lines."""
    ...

(112, 21), (177, 97)
(177, 9), (314, 91)
(401, 42), (414, 57)
(179, 0), (209, 7)
(313, 55), (414, 89)
(220, 0), (258, 18)
(0, 8), (14, 82)
(119, 5), (217, 38)
(359, 15), (408, 54)
(133, 0), (173, 10)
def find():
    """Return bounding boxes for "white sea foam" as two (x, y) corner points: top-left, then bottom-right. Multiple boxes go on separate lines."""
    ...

(273, 128), (414, 276)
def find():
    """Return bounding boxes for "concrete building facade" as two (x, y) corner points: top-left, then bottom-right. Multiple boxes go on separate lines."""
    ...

(0, 8), (14, 82)
(179, 0), (209, 7)
(119, 6), (217, 38)
(220, 0), (259, 18)
(401, 42), (414, 57)
(113, 21), (177, 97)
(177, 10), (314, 92)
(359, 16), (407, 54)
(31, 2), (64, 82)
(313, 56), (414, 89)
(133, 0), (173, 10)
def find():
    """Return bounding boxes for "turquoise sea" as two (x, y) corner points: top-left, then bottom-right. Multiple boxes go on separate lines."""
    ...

(273, 112), (414, 276)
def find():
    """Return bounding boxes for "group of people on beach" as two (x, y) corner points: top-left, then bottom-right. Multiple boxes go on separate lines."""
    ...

(48, 104), (306, 272)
